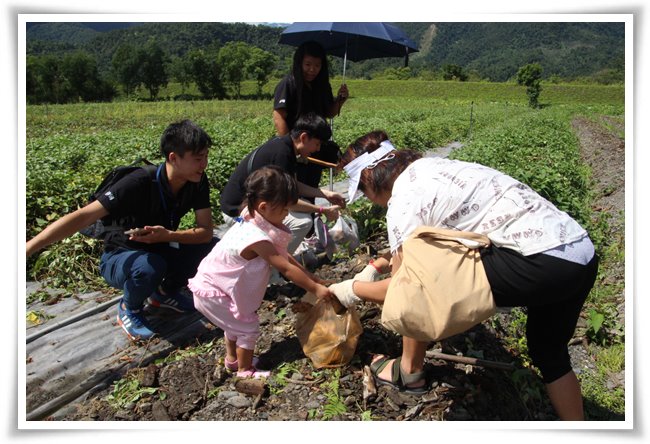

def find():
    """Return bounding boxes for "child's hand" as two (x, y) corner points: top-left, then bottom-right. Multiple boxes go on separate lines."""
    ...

(314, 283), (333, 301)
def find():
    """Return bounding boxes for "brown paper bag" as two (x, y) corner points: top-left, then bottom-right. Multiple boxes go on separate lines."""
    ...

(381, 227), (496, 342)
(295, 294), (363, 368)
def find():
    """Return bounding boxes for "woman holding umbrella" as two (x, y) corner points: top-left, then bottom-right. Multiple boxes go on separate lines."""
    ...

(273, 41), (349, 190)
(273, 41), (349, 137)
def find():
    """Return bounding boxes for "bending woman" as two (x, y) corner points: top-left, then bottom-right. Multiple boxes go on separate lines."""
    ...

(329, 130), (598, 420)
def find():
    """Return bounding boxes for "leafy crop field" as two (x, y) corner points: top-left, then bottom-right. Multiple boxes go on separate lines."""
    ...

(26, 79), (622, 241)
(25, 81), (622, 286)
(25, 80), (625, 418)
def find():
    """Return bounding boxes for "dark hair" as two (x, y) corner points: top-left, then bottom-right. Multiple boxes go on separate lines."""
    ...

(339, 130), (422, 197)
(244, 165), (299, 215)
(290, 112), (332, 142)
(160, 119), (212, 161)
(291, 41), (331, 121)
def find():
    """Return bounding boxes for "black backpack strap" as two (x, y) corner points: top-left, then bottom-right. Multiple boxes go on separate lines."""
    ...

(132, 157), (155, 167)
(247, 147), (260, 176)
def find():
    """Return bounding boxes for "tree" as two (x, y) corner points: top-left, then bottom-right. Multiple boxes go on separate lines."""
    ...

(26, 56), (40, 102)
(169, 55), (193, 94)
(245, 46), (277, 98)
(442, 64), (468, 81)
(218, 41), (251, 98)
(186, 48), (225, 99)
(33, 55), (70, 103)
(139, 40), (169, 100)
(61, 51), (101, 102)
(111, 43), (141, 97)
(379, 66), (412, 80)
(517, 63), (543, 108)
(27, 53), (115, 104)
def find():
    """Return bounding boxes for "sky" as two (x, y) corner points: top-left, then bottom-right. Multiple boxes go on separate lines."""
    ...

(5, 0), (646, 442)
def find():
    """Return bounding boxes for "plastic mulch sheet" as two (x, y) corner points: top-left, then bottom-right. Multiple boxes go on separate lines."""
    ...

(25, 281), (213, 420)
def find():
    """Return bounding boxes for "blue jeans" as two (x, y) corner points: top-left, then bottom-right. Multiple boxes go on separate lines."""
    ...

(100, 239), (217, 310)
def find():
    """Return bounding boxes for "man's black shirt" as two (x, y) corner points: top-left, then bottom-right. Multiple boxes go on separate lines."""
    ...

(219, 136), (298, 217)
(97, 163), (210, 252)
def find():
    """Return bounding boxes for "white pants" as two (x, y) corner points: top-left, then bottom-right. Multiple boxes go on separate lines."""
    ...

(221, 211), (313, 255)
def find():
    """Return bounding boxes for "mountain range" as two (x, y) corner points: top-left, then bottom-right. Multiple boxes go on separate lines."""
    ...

(26, 21), (625, 81)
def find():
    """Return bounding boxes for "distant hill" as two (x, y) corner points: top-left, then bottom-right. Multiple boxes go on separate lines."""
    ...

(26, 22), (141, 44)
(26, 21), (625, 82)
(395, 22), (625, 81)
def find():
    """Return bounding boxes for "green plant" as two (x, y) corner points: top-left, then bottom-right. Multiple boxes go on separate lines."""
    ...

(517, 63), (543, 108)
(207, 387), (221, 399)
(510, 368), (546, 414)
(319, 369), (347, 420)
(594, 343), (625, 374)
(154, 339), (217, 365)
(30, 235), (107, 293)
(26, 289), (58, 305)
(360, 409), (374, 421)
(270, 361), (302, 394)
(586, 309), (606, 344)
(106, 377), (159, 409)
(347, 199), (386, 242)
(26, 310), (54, 325)
(499, 308), (530, 363)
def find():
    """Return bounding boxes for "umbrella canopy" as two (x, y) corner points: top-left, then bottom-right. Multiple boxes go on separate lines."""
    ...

(279, 22), (419, 63)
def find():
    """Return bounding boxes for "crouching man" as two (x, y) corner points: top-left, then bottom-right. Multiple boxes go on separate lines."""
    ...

(26, 119), (217, 341)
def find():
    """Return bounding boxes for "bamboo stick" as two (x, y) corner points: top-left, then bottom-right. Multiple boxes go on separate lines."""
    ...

(307, 157), (338, 168)
(427, 351), (515, 371)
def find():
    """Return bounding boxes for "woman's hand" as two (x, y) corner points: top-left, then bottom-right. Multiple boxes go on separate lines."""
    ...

(322, 189), (346, 208)
(321, 205), (340, 222)
(354, 262), (382, 282)
(329, 279), (361, 308)
(336, 84), (349, 102)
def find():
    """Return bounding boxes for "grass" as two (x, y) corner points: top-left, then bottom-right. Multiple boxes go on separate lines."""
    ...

(130, 78), (624, 107)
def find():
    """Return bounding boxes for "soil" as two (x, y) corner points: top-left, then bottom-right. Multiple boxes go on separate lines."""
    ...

(55, 116), (625, 422)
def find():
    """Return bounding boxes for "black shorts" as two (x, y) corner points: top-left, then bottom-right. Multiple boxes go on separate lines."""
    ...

(480, 245), (599, 383)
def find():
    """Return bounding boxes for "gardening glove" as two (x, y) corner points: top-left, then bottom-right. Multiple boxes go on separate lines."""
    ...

(354, 262), (382, 282)
(329, 279), (361, 308)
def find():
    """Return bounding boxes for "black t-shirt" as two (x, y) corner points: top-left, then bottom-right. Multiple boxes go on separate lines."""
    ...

(219, 135), (298, 217)
(273, 74), (334, 130)
(97, 163), (211, 252)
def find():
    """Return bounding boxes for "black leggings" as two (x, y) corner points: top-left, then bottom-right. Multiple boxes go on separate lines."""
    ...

(480, 246), (599, 383)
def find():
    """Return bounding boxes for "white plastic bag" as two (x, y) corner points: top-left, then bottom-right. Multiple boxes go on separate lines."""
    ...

(313, 216), (337, 260)
(328, 215), (360, 253)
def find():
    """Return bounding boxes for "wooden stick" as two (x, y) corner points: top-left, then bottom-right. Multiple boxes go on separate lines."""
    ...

(427, 351), (515, 371)
(307, 157), (338, 168)
(234, 378), (267, 396)
(362, 365), (377, 406)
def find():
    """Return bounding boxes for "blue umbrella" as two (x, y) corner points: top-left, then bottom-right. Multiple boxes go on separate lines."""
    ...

(279, 22), (419, 79)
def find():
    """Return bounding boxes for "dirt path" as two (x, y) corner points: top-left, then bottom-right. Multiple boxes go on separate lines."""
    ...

(47, 116), (625, 422)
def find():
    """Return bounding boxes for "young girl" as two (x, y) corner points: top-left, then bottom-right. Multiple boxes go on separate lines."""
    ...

(188, 166), (333, 378)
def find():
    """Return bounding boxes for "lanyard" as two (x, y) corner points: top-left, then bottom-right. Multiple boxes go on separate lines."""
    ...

(155, 164), (176, 228)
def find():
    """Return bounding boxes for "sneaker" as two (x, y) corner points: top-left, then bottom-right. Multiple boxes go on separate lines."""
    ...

(147, 289), (195, 313)
(117, 301), (155, 341)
